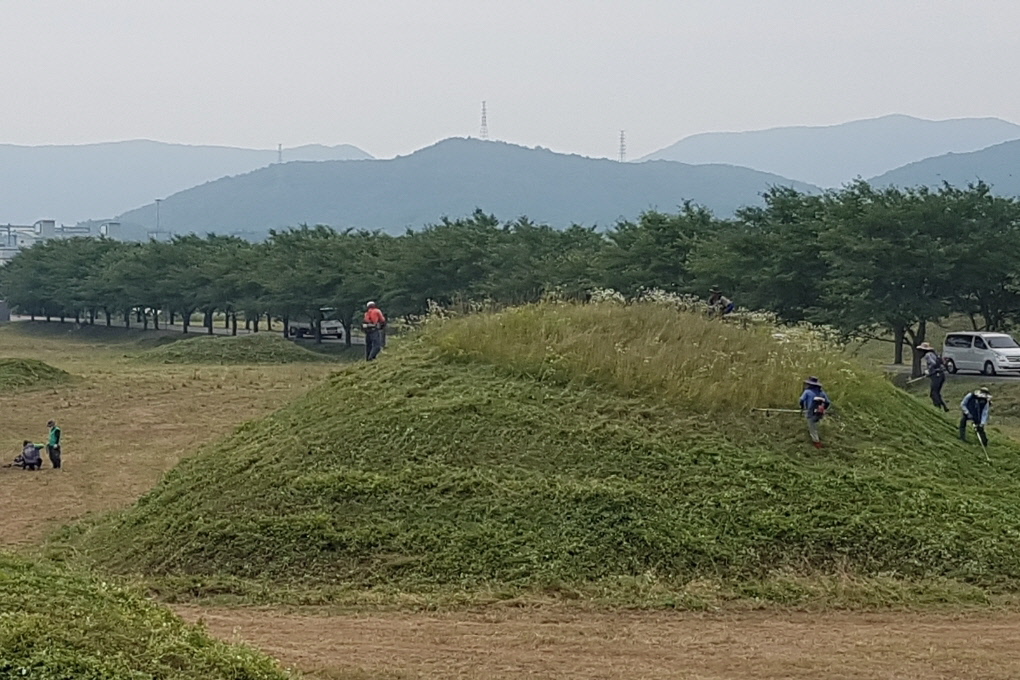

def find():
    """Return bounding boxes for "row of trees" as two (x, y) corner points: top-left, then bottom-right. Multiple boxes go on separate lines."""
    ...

(3, 182), (1020, 369)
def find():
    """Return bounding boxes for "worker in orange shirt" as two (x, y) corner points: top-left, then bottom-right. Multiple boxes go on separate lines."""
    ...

(362, 301), (387, 361)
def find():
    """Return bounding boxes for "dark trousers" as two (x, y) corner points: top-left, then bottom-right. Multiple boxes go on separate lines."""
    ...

(365, 330), (383, 361)
(929, 373), (947, 409)
(47, 444), (61, 469)
(959, 416), (988, 446)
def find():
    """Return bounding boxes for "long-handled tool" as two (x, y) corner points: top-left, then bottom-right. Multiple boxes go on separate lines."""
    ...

(976, 424), (991, 463)
(906, 375), (927, 384)
(750, 408), (802, 414)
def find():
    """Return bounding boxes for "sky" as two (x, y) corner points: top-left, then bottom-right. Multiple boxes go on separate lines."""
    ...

(2, 0), (1019, 160)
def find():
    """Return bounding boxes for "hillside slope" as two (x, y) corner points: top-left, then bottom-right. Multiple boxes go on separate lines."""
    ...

(641, 115), (1020, 188)
(75, 303), (1020, 605)
(115, 138), (816, 235)
(0, 139), (371, 225)
(0, 552), (288, 678)
(870, 139), (1020, 195)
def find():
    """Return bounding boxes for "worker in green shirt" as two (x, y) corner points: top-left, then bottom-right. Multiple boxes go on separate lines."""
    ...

(46, 419), (62, 469)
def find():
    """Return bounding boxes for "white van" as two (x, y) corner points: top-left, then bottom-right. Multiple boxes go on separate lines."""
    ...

(942, 332), (1020, 376)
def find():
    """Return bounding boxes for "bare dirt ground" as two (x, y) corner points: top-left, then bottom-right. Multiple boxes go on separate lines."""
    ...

(0, 323), (336, 545)
(176, 606), (1020, 679)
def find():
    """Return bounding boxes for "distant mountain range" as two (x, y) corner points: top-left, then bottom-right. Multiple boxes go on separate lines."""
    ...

(641, 115), (1020, 188)
(0, 140), (372, 225)
(868, 139), (1020, 194)
(115, 138), (817, 238)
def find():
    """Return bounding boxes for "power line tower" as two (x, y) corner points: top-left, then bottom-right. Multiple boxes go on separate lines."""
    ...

(480, 101), (489, 140)
(277, 143), (283, 164)
(619, 130), (626, 162)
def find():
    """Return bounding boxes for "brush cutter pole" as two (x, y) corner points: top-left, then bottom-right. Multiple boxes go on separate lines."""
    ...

(906, 375), (927, 384)
(751, 408), (803, 414)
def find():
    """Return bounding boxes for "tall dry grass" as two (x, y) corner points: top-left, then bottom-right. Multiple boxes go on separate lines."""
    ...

(425, 300), (886, 413)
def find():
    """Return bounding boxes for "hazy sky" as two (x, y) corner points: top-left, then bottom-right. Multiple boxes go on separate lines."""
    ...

(2, 0), (1018, 159)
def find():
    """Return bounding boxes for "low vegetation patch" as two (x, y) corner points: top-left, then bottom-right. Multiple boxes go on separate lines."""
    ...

(136, 333), (334, 365)
(69, 302), (1020, 607)
(0, 358), (73, 389)
(0, 552), (289, 679)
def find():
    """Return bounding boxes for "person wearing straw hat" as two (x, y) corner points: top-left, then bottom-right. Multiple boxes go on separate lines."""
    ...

(799, 376), (831, 449)
(917, 341), (949, 412)
(959, 387), (992, 447)
(707, 286), (734, 317)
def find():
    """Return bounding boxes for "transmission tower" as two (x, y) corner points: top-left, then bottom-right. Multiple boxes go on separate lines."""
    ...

(480, 101), (489, 140)
(277, 143), (283, 164)
(619, 130), (626, 162)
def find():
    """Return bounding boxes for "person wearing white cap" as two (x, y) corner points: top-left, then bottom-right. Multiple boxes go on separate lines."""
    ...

(798, 376), (831, 449)
(960, 387), (992, 447)
(917, 342), (949, 412)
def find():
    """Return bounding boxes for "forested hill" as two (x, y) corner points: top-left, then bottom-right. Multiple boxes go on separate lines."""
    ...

(641, 115), (1020, 188)
(0, 139), (371, 225)
(869, 139), (1020, 195)
(116, 138), (816, 237)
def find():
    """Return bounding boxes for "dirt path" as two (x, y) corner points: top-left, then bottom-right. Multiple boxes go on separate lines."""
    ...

(179, 607), (1020, 679)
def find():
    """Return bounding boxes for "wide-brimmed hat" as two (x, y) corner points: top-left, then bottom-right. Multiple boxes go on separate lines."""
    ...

(977, 387), (992, 399)
(804, 376), (822, 387)
(916, 342), (935, 351)
(709, 286), (721, 294)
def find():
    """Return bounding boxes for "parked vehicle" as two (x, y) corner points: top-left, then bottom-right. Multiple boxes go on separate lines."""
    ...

(942, 331), (1020, 376)
(288, 319), (343, 340)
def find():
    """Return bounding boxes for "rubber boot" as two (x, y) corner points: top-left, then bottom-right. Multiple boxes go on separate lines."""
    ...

(813, 441), (823, 449)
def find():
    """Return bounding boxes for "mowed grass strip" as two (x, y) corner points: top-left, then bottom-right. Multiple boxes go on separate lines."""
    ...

(67, 303), (1020, 607)
(135, 333), (341, 365)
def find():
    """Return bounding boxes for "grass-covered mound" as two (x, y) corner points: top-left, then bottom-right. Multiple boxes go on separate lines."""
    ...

(0, 358), (73, 389)
(0, 553), (288, 679)
(136, 333), (332, 364)
(73, 302), (1020, 605)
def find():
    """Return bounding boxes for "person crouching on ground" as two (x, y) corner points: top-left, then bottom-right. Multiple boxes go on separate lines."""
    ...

(799, 376), (831, 449)
(960, 387), (992, 447)
(12, 440), (42, 470)
(917, 342), (949, 412)
(46, 419), (62, 469)
(362, 301), (387, 361)
(707, 287), (735, 317)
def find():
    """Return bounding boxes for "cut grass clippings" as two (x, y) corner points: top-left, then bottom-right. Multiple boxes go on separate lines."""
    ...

(0, 552), (290, 679)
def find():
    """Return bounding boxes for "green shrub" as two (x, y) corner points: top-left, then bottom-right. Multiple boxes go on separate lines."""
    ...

(0, 358), (73, 389)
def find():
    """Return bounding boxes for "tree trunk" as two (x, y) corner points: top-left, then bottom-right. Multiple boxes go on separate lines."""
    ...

(266, 312), (273, 332)
(142, 313), (148, 330)
(153, 310), (160, 330)
(124, 310), (131, 329)
(282, 317), (289, 338)
(905, 320), (927, 378)
(224, 313), (230, 330)
(205, 310), (214, 335)
(253, 317), (260, 333)
(231, 314), (238, 336)
(183, 311), (190, 334)
(88, 309), (95, 325)
(136, 309), (143, 323)
(315, 318), (322, 344)
(105, 310), (111, 327)
(74, 311), (80, 324)
(245, 318), (251, 331)
(170, 310), (176, 325)
(342, 319), (352, 347)
(892, 325), (905, 365)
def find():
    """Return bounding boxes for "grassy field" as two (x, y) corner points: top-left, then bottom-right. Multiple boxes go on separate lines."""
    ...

(56, 303), (1020, 610)
(0, 322), (345, 546)
(5, 314), (1020, 678)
